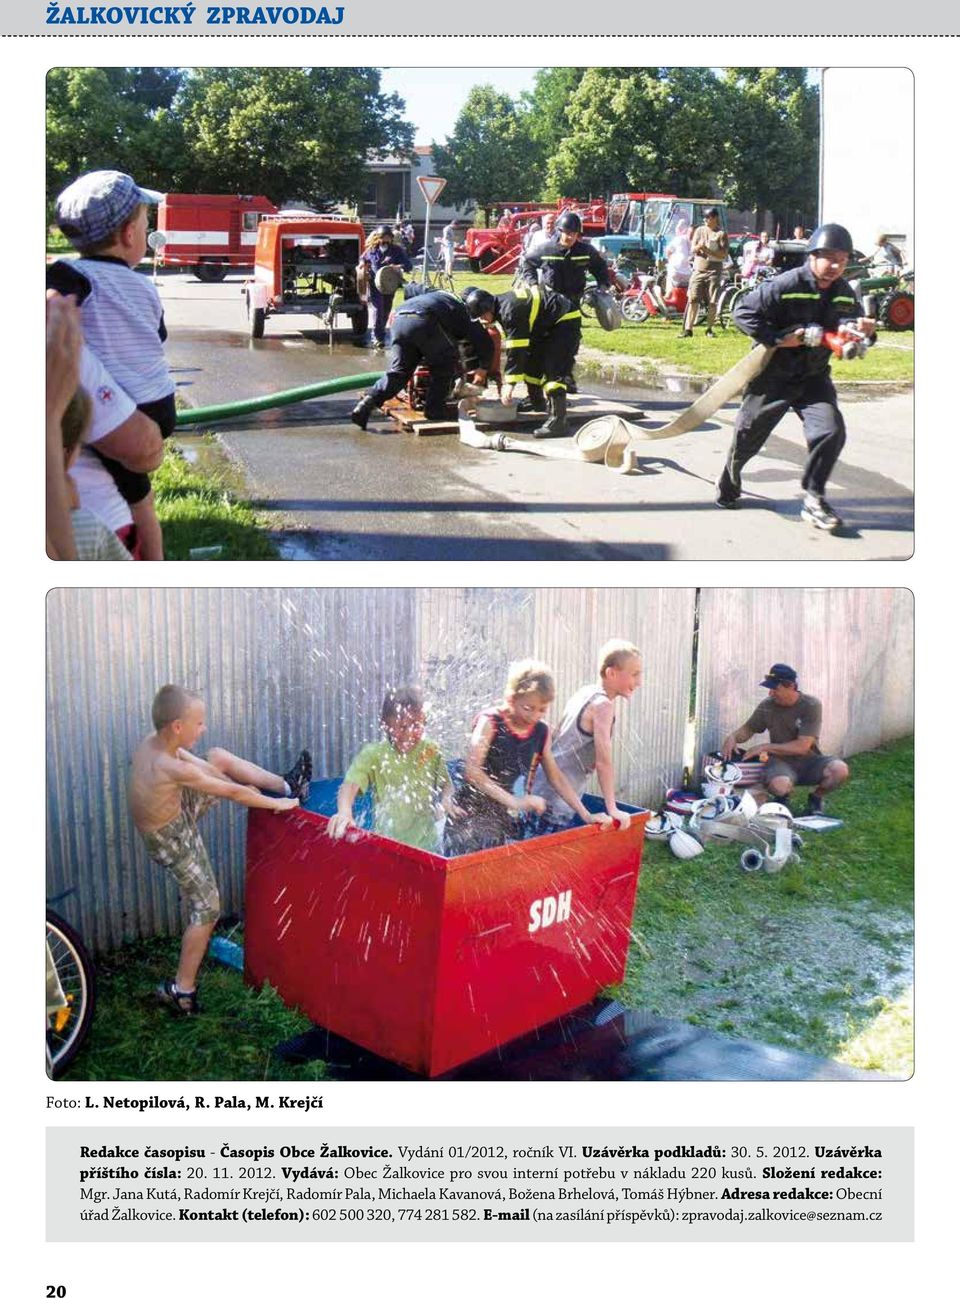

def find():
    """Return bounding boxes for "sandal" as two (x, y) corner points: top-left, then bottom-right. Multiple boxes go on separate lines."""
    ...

(156, 979), (200, 1016)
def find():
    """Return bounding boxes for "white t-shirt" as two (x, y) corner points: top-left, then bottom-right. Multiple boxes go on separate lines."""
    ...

(73, 257), (174, 404)
(68, 346), (136, 531)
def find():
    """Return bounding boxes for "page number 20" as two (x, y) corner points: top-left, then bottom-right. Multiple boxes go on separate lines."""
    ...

(47, 1287), (66, 1297)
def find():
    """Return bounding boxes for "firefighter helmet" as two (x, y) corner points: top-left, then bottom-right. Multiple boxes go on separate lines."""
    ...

(463, 287), (497, 319)
(807, 223), (854, 255)
(669, 829), (704, 860)
(556, 210), (582, 235)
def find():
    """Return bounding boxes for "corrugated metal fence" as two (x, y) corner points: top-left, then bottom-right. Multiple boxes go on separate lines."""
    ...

(46, 589), (417, 951)
(694, 589), (915, 757)
(46, 588), (912, 952)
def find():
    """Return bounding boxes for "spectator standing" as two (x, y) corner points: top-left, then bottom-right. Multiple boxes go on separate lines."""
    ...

(441, 220), (459, 275)
(664, 219), (692, 297)
(872, 233), (904, 270)
(681, 207), (729, 337)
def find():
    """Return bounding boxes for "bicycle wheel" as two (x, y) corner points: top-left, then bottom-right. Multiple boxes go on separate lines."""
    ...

(718, 286), (746, 330)
(621, 296), (650, 323)
(46, 909), (96, 1078)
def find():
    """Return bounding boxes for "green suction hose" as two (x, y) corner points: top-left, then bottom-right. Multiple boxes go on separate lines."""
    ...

(174, 371), (384, 427)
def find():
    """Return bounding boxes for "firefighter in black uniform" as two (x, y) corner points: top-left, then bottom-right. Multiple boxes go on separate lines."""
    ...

(465, 283), (582, 437)
(716, 223), (877, 531)
(519, 210), (611, 423)
(351, 288), (494, 429)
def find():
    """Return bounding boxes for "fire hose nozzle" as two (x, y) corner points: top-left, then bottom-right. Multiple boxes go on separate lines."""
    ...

(824, 329), (868, 360)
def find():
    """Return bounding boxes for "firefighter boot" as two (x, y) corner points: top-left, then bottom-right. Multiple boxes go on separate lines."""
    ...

(517, 386), (547, 414)
(534, 389), (569, 439)
(351, 395), (377, 430)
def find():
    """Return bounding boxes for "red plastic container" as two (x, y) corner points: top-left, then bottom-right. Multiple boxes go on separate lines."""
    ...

(245, 785), (648, 1076)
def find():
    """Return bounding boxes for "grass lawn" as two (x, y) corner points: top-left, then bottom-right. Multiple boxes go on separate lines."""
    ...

(153, 442), (279, 561)
(622, 736), (914, 1075)
(62, 737), (912, 1082)
(65, 933), (323, 1082)
(446, 269), (915, 385)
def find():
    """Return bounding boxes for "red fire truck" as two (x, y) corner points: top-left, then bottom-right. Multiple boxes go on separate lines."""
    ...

(156, 193), (279, 281)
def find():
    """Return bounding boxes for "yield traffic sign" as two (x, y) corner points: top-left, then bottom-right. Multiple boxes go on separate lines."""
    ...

(416, 175), (447, 205)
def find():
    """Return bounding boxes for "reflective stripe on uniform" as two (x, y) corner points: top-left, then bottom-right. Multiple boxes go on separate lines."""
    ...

(781, 293), (820, 300)
(502, 338), (529, 349)
(543, 380), (567, 393)
(528, 284), (541, 332)
(833, 295), (857, 305)
(558, 309), (581, 323)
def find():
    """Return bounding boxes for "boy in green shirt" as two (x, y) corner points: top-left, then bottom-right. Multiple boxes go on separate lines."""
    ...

(326, 686), (461, 851)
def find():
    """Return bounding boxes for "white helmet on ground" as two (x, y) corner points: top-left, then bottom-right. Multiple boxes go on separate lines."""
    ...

(644, 811), (684, 840)
(669, 829), (704, 860)
(758, 802), (794, 821)
(703, 760), (742, 786)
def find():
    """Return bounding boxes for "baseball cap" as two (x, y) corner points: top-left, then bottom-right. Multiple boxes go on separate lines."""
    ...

(56, 171), (164, 249)
(760, 663), (798, 689)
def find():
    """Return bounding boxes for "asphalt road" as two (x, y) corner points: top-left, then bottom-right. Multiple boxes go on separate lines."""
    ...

(160, 273), (914, 562)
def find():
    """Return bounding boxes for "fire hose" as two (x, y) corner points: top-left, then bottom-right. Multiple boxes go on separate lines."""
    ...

(457, 322), (871, 468)
(174, 372), (384, 427)
(458, 406), (639, 470)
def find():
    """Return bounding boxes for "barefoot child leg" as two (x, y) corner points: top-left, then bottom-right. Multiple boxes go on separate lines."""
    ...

(129, 684), (308, 1013)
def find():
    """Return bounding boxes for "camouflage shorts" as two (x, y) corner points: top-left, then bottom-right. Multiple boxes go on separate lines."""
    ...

(141, 788), (220, 926)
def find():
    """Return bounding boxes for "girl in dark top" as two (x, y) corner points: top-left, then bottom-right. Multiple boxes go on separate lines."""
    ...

(444, 660), (611, 855)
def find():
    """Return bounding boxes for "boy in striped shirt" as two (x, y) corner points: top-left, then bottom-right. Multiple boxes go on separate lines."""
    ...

(53, 170), (174, 559)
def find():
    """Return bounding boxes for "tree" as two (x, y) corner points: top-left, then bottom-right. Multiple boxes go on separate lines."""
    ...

(46, 67), (185, 208)
(546, 68), (729, 197)
(431, 85), (540, 215)
(520, 68), (587, 163)
(173, 68), (414, 205)
(718, 69), (820, 228)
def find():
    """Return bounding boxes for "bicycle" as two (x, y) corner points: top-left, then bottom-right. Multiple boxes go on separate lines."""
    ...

(46, 907), (96, 1078)
(406, 244), (457, 296)
(716, 276), (746, 330)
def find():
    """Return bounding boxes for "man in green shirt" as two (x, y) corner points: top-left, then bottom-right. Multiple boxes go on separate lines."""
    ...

(326, 686), (460, 852)
(719, 663), (849, 813)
